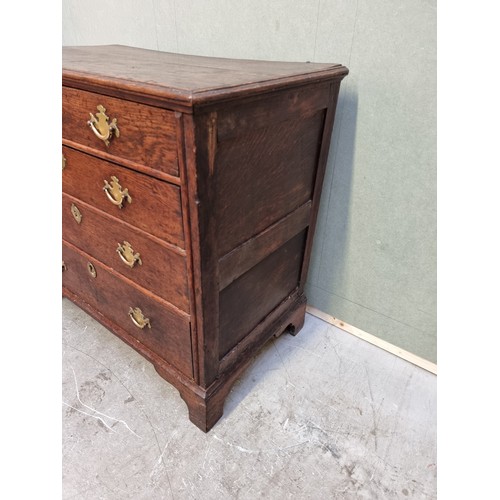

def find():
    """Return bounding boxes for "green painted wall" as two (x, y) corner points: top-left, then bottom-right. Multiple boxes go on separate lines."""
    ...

(63, 0), (436, 362)
(306, 1), (437, 362)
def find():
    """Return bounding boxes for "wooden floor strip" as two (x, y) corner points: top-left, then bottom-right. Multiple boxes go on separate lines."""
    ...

(306, 305), (437, 375)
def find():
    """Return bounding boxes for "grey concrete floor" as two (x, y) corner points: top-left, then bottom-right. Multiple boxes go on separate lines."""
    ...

(62, 298), (436, 499)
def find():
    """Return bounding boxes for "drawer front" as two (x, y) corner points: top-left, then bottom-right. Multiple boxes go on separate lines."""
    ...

(62, 241), (193, 378)
(63, 194), (189, 312)
(63, 86), (179, 177)
(62, 146), (184, 248)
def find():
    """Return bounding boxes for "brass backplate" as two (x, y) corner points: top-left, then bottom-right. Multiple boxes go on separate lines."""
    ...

(117, 241), (142, 268)
(88, 104), (120, 147)
(128, 307), (151, 329)
(103, 176), (132, 208)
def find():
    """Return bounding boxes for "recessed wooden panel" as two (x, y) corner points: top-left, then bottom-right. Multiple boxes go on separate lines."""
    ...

(62, 146), (184, 248)
(62, 194), (189, 312)
(215, 110), (325, 256)
(62, 241), (193, 378)
(63, 86), (179, 176)
(218, 230), (307, 359)
(216, 83), (330, 141)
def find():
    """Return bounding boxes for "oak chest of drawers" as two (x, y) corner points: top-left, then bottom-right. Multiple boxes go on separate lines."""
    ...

(62, 45), (348, 432)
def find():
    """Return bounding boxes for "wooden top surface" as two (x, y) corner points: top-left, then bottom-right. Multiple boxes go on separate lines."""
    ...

(63, 45), (348, 107)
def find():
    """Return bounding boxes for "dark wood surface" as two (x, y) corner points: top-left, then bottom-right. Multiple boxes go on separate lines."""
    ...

(166, 293), (307, 432)
(63, 86), (179, 176)
(219, 231), (306, 358)
(299, 82), (343, 288)
(62, 146), (184, 248)
(215, 109), (325, 256)
(63, 45), (349, 108)
(62, 193), (190, 312)
(62, 45), (348, 432)
(62, 241), (193, 378)
(218, 201), (312, 290)
(215, 81), (331, 140)
(188, 111), (221, 386)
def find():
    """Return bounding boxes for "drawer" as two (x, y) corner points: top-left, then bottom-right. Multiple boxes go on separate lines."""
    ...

(63, 193), (190, 312)
(62, 146), (184, 248)
(62, 241), (193, 378)
(63, 86), (179, 177)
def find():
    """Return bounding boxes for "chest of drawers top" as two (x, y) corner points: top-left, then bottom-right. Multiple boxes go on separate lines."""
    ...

(63, 44), (347, 111)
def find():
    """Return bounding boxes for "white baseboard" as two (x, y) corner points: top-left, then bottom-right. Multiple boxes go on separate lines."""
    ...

(306, 306), (437, 375)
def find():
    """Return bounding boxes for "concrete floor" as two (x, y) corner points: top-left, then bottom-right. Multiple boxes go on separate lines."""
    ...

(62, 298), (437, 499)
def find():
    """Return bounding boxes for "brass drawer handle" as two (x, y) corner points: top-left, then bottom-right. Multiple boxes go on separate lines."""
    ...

(128, 307), (151, 329)
(62, 261), (67, 272)
(71, 203), (82, 224)
(62, 154), (66, 170)
(87, 104), (120, 147)
(103, 176), (132, 208)
(117, 241), (142, 268)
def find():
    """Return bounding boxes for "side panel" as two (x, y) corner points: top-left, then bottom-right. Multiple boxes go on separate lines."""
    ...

(219, 230), (307, 358)
(189, 82), (342, 377)
(214, 84), (339, 360)
(215, 112), (325, 256)
(215, 83), (329, 257)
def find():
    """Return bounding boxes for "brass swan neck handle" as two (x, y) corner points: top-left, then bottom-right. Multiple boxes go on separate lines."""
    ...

(88, 104), (120, 146)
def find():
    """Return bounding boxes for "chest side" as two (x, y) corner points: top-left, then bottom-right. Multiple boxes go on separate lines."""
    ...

(187, 79), (344, 386)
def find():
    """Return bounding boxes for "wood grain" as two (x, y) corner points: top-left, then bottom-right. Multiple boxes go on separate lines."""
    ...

(218, 201), (312, 290)
(215, 109), (325, 256)
(299, 82), (341, 286)
(62, 146), (184, 248)
(216, 82), (330, 140)
(63, 45), (349, 109)
(62, 241), (193, 378)
(175, 112), (201, 382)
(218, 230), (307, 359)
(188, 112), (221, 386)
(62, 193), (190, 313)
(63, 86), (179, 176)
